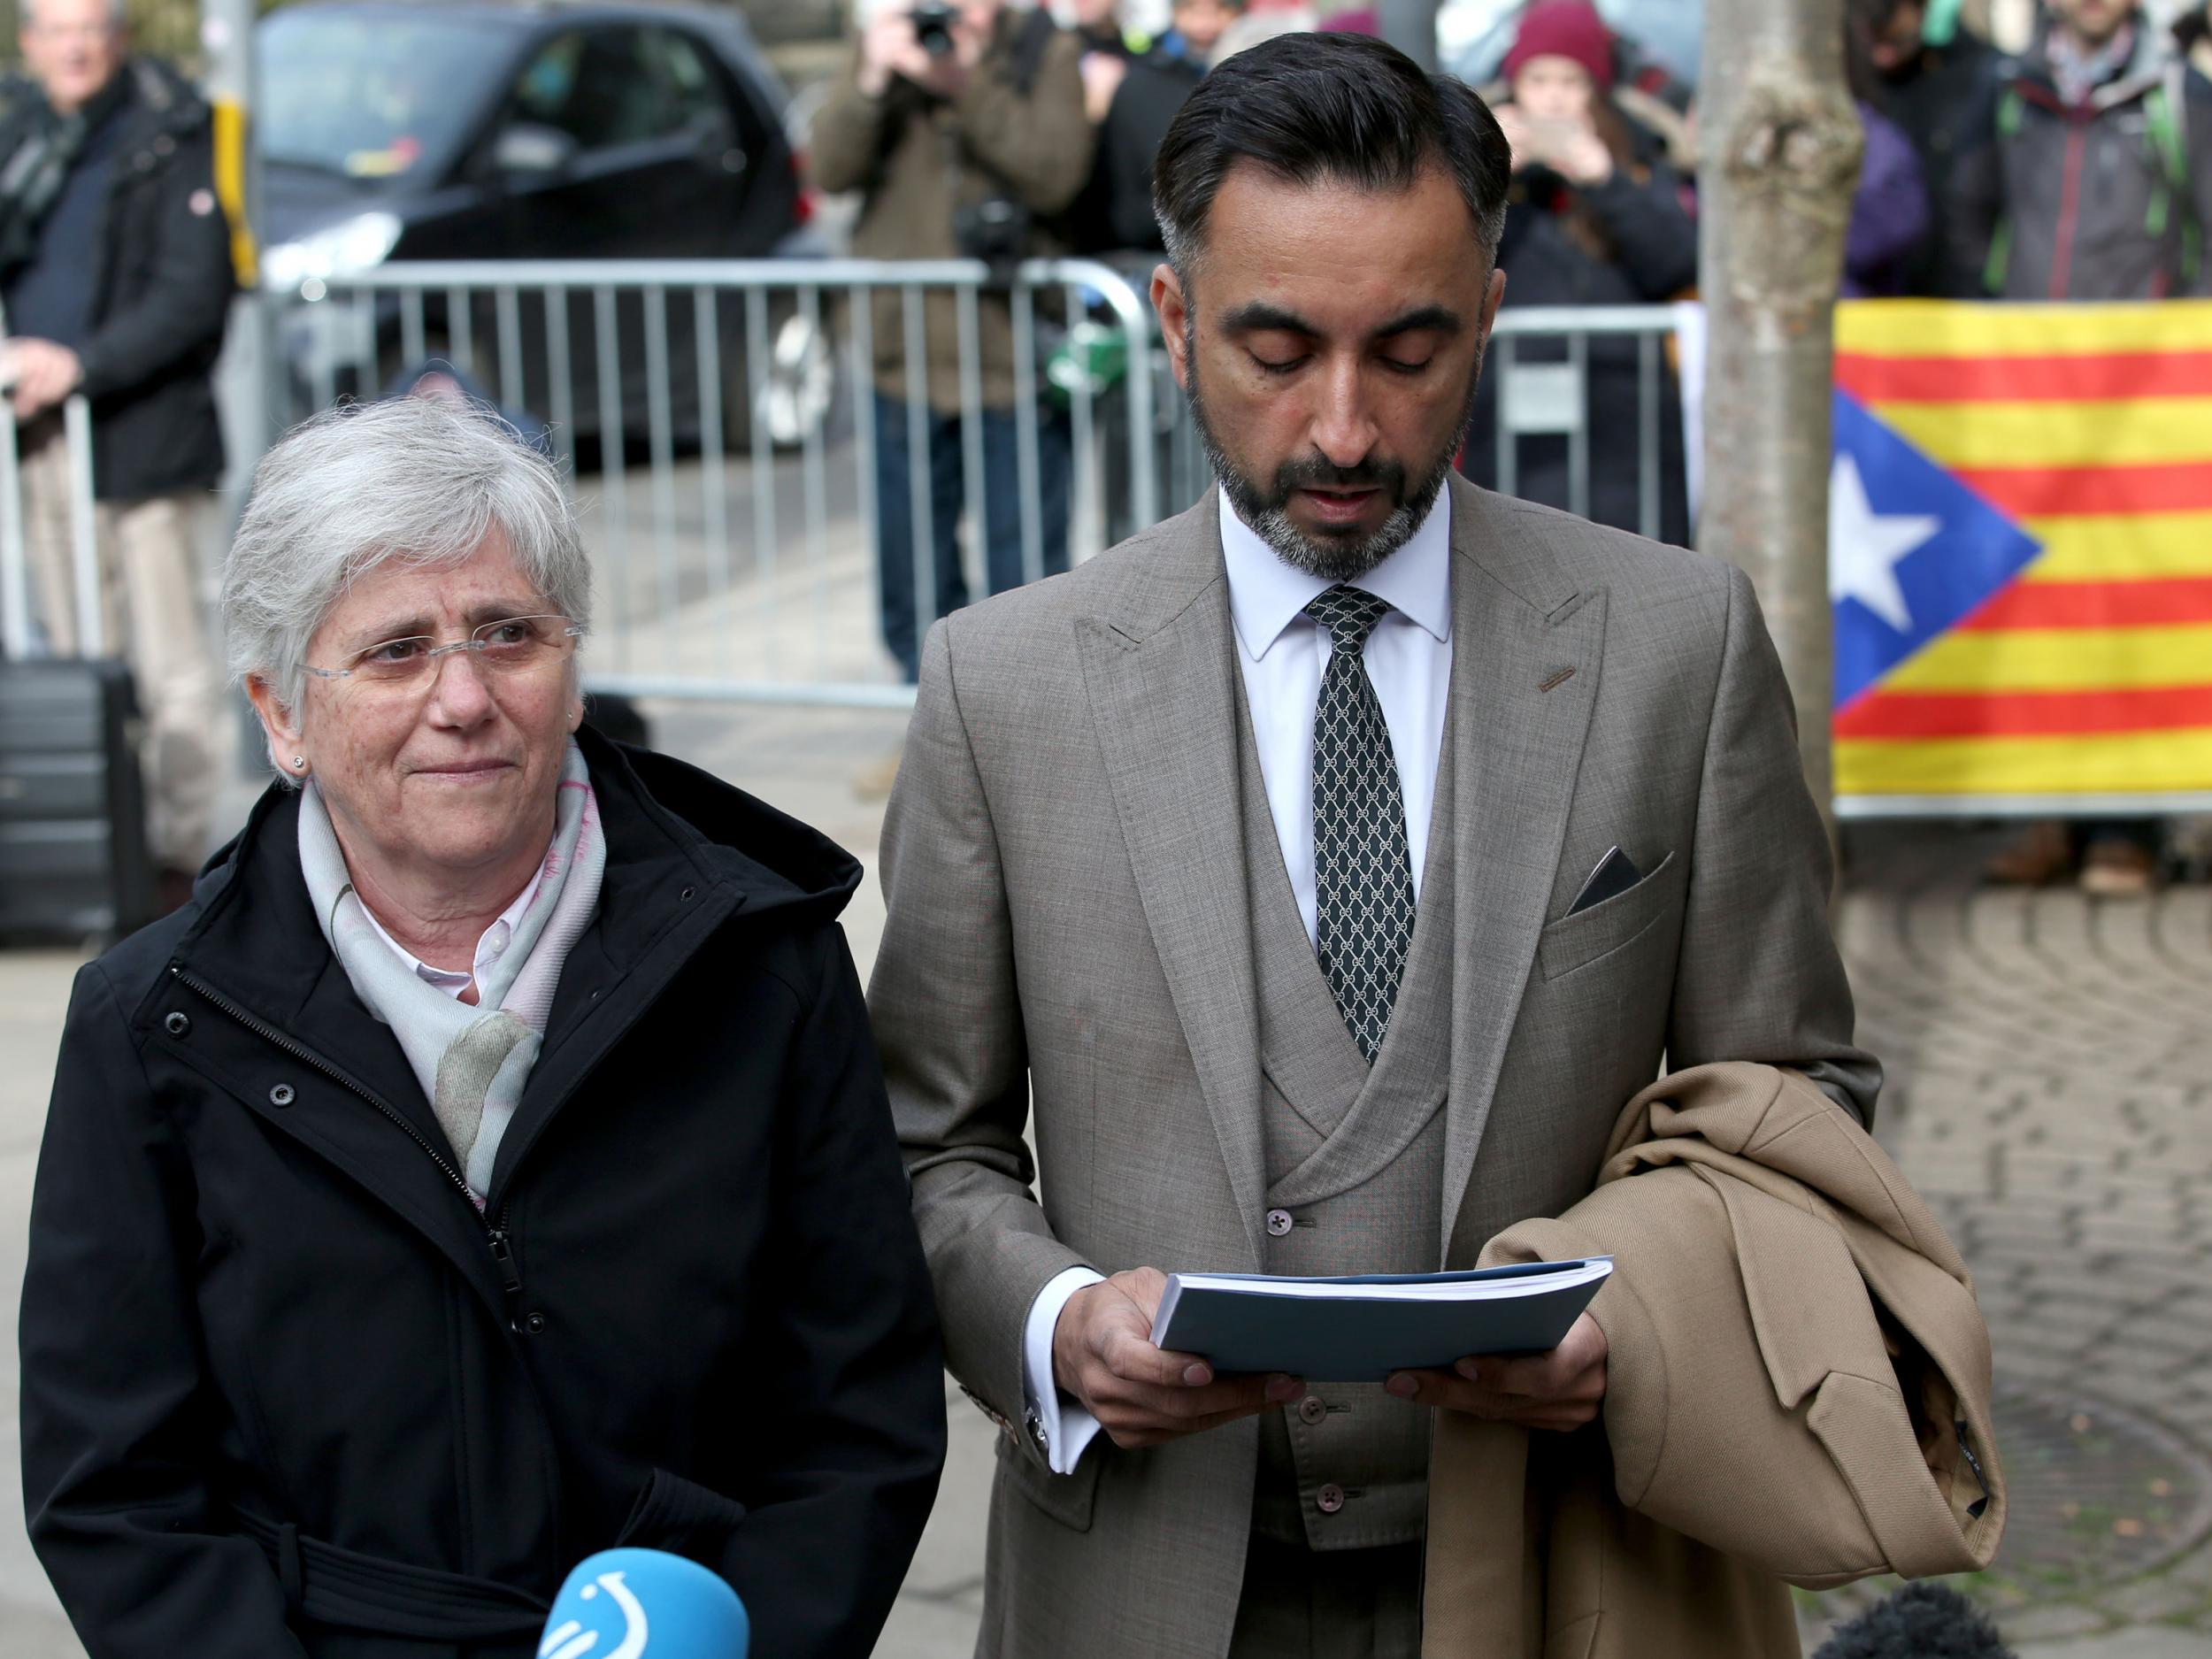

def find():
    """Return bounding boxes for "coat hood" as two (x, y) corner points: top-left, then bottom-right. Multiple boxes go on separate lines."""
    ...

(593, 729), (864, 923)
(107, 726), (861, 1036)
(118, 55), (212, 138)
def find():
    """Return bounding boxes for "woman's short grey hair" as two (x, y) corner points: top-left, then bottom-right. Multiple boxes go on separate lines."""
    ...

(222, 396), (592, 720)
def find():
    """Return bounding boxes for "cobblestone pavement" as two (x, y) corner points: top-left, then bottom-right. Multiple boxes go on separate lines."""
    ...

(0, 701), (2208, 1656)
(1796, 826), (2212, 1655)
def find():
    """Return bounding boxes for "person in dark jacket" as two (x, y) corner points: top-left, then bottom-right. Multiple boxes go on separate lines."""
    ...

(1850, 0), (2004, 296)
(1951, 0), (2212, 300)
(810, 0), (1094, 687)
(1067, 0), (1243, 257)
(0, 0), (232, 908)
(19, 396), (946, 1658)
(1844, 104), (1933, 296)
(2183, 1), (2212, 76)
(1844, 0), (1936, 296)
(1459, 0), (1699, 543)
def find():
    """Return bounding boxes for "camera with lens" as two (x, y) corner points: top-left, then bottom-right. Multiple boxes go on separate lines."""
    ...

(910, 0), (959, 58)
(954, 194), (1030, 272)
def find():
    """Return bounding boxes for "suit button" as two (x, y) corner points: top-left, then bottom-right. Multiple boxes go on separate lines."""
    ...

(1297, 1394), (1326, 1426)
(522, 1311), (547, 1334)
(1265, 1208), (1294, 1238)
(164, 1011), (190, 1036)
(1317, 1483), (1346, 1514)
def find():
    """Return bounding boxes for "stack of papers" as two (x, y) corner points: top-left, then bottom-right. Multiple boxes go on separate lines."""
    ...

(1149, 1257), (1614, 1381)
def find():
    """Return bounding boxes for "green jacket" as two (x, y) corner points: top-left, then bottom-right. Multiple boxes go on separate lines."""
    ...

(812, 8), (1094, 411)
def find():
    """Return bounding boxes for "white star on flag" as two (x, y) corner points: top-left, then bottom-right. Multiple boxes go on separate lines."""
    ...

(1829, 452), (1942, 634)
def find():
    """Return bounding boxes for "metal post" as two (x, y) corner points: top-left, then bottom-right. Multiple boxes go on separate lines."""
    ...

(1010, 282), (1042, 588)
(745, 285), (779, 675)
(0, 389), (31, 659)
(693, 286), (730, 680)
(204, 0), (271, 516)
(1375, 0), (1440, 72)
(64, 396), (102, 657)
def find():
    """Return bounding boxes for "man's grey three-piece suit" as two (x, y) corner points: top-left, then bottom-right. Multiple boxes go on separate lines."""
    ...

(870, 474), (1876, 1658)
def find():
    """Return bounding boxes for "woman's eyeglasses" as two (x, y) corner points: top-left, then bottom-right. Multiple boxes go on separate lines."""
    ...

(303, 615), (585, 686)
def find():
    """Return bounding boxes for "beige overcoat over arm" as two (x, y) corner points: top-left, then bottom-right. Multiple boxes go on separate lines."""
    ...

(1424, 1063), (2006, 1659)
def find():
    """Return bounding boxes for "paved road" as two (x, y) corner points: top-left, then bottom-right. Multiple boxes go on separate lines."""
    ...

(1798, 827), (2212, 1654)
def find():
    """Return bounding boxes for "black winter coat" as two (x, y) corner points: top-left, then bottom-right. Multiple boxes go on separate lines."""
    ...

(1068, 48), (1203, 255)
(0, 58), (234, 500)
(19, 730), (945, 1657)
(1462, 123), (1698, 546)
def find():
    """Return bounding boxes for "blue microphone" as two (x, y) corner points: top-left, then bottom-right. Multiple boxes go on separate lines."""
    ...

(537, 1549), (749, 1659)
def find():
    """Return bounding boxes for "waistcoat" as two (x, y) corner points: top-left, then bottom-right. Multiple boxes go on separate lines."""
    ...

(1239, 695), (1457, 1552)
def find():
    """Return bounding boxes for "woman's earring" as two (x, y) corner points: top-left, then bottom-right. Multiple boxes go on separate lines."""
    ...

(292, 756), (308, 772)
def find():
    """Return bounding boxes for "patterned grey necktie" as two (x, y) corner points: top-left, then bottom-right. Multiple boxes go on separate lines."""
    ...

(1305, 584), (1416, 1064)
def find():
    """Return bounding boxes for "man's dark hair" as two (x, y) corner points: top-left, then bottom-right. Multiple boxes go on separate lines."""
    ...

(1151, 33), (1511, 279)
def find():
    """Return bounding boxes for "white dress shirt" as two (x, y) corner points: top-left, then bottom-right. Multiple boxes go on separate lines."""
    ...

(1020, 488), (1457, 1473)
(355, 862), (547, 1003)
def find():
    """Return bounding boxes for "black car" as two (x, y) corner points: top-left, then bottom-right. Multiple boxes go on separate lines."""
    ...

(260, 0), (833, 449)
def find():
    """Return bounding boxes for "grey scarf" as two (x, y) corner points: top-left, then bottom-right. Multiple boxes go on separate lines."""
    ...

(299, 741), (605, 1200)
(0, 72), (129, 273)
(2046, 21), (2137, 107)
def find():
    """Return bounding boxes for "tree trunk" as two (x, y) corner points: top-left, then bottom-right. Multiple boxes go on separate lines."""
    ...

(1695, 0), (1862, 823)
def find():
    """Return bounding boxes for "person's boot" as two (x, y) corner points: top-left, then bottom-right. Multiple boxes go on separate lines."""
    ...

(2079, 833), (2158, 898)
(1983, 820), (2074, 887)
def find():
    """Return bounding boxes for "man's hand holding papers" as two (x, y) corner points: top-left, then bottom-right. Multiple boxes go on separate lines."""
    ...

(1052, 1267), (1306, 1449)
(1383, 1310), (1609, 1432)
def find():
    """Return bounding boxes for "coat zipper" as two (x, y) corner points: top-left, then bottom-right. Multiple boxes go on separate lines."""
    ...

(169, 964), (525, 1297)
(2050, 119), (2088, 300)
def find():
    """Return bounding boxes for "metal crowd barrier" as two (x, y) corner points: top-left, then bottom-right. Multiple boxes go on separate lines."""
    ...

(2, 272), (1679, 711)
(0, 392), (104, 661)
(1486, 303), (1682, 543)
(265, 257), (1160, 710)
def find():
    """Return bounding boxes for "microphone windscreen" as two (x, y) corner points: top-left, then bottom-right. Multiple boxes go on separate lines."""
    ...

(1812, 1582), (2014, 1659)
(537, 1548), (749, 1659)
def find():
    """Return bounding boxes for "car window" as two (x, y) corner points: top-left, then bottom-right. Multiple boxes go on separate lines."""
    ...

(259, 10), (505, 180)
(508, 28), (674, 151)
(647, 30), (730, 136)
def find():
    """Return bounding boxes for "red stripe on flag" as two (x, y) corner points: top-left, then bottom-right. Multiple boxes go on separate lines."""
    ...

(1835, 684), (2212, 740)
(1952, 461), (2212, 518)
(1836, 350), (2212, 404)
(1956, 577), (2212, 630)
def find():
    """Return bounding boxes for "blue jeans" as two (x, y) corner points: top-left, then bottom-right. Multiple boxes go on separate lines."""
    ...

(872, 394), (1071, 682)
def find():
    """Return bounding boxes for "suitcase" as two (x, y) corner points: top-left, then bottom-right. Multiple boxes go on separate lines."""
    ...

(0, 659), (155, 941)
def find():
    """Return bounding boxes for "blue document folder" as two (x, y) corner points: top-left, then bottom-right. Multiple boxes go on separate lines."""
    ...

(1149, 1257), (1613, 1381)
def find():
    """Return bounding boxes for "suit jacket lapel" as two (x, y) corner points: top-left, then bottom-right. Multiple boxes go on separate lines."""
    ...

(1439, 479), (1609, 1250)
(1078, 495), (1269, 1263)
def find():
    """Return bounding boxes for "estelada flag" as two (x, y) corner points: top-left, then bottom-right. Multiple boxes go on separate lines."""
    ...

(1830, 300), (2212, 803)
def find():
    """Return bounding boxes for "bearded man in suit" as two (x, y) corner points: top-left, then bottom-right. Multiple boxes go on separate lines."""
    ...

(871, 31), (1878, 1658)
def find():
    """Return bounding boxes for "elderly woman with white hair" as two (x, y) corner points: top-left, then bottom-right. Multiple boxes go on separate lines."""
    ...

(18, 397), (945, 1658)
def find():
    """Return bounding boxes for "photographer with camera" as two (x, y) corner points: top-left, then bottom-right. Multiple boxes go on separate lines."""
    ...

(812, 0), (1093, 692)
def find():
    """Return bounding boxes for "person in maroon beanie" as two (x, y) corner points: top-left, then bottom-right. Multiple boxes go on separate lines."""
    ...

(1461, 0), (1700, 543)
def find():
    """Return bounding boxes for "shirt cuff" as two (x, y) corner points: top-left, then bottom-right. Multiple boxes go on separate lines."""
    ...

(1022, 1265), (1106, 1476)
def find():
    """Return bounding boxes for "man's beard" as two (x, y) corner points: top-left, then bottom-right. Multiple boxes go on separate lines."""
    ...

(1186, 330), (1484, 584)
